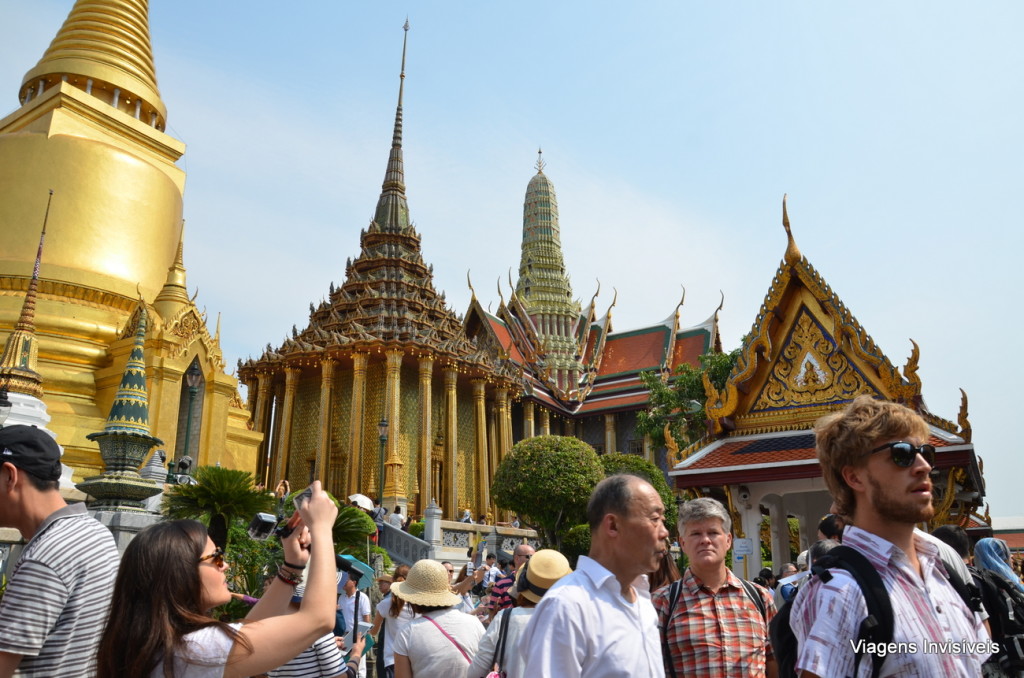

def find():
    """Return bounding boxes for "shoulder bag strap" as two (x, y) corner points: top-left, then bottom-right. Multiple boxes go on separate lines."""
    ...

(493, 608), (512, 670)
(740, 579), (767, 622)
(425, 616), (471, 664)
(661, 580), (682, 678)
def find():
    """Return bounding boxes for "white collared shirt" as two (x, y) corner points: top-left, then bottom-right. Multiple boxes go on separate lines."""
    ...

(791, 525), (994, 677)
(518, 555), (665, 678)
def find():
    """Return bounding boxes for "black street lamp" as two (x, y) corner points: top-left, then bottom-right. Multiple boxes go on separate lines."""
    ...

(182, 362), (202, 464)
(0, 388), (11, 428)
(377, 417), (388, 500)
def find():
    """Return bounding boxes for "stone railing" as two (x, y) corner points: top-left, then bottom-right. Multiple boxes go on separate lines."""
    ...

(380, 522), (430, 566)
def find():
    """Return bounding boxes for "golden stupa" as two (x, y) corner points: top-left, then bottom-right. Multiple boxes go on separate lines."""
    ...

(0, 0), (260, 478)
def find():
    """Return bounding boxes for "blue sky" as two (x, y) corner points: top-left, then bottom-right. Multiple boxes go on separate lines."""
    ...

(3, 2), (1021, 519)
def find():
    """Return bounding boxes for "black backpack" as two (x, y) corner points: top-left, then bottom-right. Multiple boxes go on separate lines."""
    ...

(971, 566), (1024, 671)
(770, 545), (982, 678)
(659, 577), (767, 678)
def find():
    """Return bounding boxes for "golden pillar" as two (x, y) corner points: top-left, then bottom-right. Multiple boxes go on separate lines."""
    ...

(275, 367), (300, 482)
(604, 412), (616, 454)
(252, 373), (272, 484)
(496, 387), (510, 469)
(383, 349), (404, 500)
(418, 355), (434, 513)
(487, 403), (497, 488)
(523, 400), (535, 438)
(504, 391), (514, 454)
(539, 407), (550, 436)
(347, 352), (368, 497)
(316, 357), (336, 486)
(472, 379), (489, 512)
(444, 367), (459, 518)
(644, 433), (653, 463)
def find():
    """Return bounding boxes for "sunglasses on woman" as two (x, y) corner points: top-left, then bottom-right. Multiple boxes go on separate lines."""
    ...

(869, 441), (935, 468)
(198, 547), (226, 568)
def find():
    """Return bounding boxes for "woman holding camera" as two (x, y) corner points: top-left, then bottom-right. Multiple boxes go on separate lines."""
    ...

(97, 481), (339, 678)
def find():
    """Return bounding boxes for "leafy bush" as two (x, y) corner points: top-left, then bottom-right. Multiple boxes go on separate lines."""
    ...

(492, 436), (604, 549)
(560, 524), (591, 569)
(408, 521), (425, 539)
(164, 466), (274, 548)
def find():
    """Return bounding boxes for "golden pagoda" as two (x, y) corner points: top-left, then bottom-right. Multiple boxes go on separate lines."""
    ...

(0, 0), (260, 479)
(238, 23), (519, 519)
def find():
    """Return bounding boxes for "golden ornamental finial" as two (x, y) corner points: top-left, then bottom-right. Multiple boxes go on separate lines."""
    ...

(536, 148), (546, 174)
(466, 270), (476, 301)
(782, 194), (801, 265)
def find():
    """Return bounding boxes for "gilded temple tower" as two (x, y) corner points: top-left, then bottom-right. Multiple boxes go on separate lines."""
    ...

(240, 23), (514, 519)
(513, 153), (584, 399)
(0, 1), (260, 477)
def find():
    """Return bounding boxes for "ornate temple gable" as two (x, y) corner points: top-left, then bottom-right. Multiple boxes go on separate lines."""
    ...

(119, 298), (226, 372)
(701, 201), (923, 438)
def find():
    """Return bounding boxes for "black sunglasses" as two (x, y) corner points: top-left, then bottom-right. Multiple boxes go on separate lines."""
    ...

(870, 441), (935, 468)
(198, 547), (226, 568)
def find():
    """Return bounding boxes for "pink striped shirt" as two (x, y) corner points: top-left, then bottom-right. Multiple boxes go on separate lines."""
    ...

(791, 526), (994, 677)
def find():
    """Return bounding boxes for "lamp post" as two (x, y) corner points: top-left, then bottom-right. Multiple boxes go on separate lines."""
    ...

(0, 388), (11, 428)
(182, 363), (202, 464)
(377, 417), (388, 500)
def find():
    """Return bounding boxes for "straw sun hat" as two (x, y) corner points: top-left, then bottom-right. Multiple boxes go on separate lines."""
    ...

(510, 549), (572, 604)
(391, 559), (462, 607)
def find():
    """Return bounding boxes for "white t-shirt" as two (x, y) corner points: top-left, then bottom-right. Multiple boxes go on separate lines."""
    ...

(375, 594), (415, 667)
(393, 607), (484, 675)
(150, 623), (240, 678)
(338, 590), (372, 633)
(388, 512), (405, 528)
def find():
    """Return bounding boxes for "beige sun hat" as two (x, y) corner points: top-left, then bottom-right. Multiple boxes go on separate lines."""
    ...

(514, 549), (572, 604)
(391, 559), (462, 607)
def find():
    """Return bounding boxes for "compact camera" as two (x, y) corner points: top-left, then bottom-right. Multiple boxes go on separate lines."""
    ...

(247, 486), (314, 540)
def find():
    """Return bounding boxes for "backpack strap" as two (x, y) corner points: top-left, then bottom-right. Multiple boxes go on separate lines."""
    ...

(740, 579), (767, 623)
(814, 545), (893, 678)
(660, 580), (682, 678)
(492, 607), (513, 672)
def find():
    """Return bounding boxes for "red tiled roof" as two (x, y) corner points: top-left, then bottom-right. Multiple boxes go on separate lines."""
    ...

(669, 332), (707, 371)
(582, 327), (601, 364)
(1000, 532), (1024, 550)
(486, 316), (524, 363)
(598, 328), (669, 377)
(577, 391), (651, 414)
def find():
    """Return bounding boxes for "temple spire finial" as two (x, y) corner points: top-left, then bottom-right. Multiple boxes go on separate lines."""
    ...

(782, 193), (801, 265)
(536, 147), (546, 174)
(0, 190), (54, 399)
(378, 21), (410, 207)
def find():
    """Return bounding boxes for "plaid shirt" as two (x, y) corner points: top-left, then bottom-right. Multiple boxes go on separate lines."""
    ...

(652, 568), (776, 677)
(486, 573), (515, 612)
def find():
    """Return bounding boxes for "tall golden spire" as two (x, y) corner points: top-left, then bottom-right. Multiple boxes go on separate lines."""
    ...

(153, 221), (190, 320)
(0, 191), (53, 399)
(380, 19), (410, 203)
(20, 0), (167, 128)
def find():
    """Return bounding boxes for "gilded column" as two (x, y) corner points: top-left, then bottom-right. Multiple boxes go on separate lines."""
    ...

(523, 400), (535, 438)
(418, 355), (434, 512)
(604, 412), (616, 454)
(539, 407), (550, 436)
(444, 367), (459, 519)
(383, 349), (404, 500)
(316, 357), (336, 486)
(472, 379), (489, 512)
(643, 433), (653, 463)
(496, 387), (510, 464)
(504, 392), (514, 454)
(274, 366), (300, 482)
(254, 372), (273, 485)
(487, 403), (497, 488)
(347, 352), (368, 497)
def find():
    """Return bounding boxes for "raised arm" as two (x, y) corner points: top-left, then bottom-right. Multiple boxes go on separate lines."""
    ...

(224, 481), (338, 678)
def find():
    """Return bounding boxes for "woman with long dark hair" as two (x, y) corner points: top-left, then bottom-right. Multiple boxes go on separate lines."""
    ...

(368, 564), (412, 678)
(97, 481), (339, 678)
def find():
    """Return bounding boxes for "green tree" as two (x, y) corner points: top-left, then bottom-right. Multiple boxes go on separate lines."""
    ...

(163, 466), (275, 548)
(636, 348), (741, 449)
(599, 453), (678, 532)
(492, 436), (604, 549)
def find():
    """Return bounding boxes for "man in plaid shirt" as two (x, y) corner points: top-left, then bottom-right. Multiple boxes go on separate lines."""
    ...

(652, 497), (777, 677)
(486, 543), (535, 621)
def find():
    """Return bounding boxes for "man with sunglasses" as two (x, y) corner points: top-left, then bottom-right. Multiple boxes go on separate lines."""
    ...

(791, 396), (993, 677)
(0, 425), (119, 677)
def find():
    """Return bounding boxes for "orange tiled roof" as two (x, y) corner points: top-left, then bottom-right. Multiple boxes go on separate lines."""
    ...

(486, 315), (524, 363)
(999, 532), (1024, 550)
(598, 327), (670, 377)
(670, 331), (708, 371)
(577, 391), (651, 414)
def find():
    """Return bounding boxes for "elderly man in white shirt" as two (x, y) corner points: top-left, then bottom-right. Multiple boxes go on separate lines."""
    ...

(518, 474), (669, 677)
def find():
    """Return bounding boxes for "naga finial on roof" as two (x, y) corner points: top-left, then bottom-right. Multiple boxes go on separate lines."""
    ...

(782, 194), (802, 266)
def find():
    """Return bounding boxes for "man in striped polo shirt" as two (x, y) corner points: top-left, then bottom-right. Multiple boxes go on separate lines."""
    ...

(0, 425), (119, 677)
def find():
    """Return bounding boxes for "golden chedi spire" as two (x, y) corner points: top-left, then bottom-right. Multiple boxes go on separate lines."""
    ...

(20, 0), (167, 128)
(0, 192), (53, 400)
(153, 222), (190, 321)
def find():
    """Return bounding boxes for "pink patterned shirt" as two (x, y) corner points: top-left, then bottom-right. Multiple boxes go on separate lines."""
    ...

(790, 525), (995, 677)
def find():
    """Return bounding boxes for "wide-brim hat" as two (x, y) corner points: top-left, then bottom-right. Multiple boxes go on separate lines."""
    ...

(391, 559), (462, 607)
(516, 549), (571, 604)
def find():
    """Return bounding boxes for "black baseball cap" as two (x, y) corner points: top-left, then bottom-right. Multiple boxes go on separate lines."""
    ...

(0, 425), (62, 481)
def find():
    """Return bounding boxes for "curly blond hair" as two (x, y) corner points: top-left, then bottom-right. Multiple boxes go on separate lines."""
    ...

(814, 395), (929, 516)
